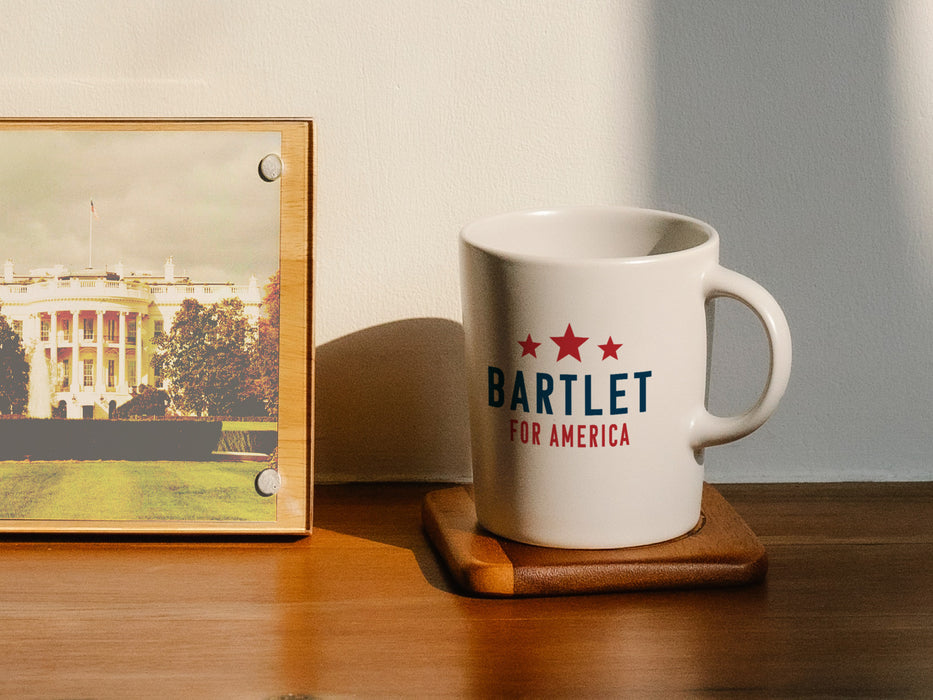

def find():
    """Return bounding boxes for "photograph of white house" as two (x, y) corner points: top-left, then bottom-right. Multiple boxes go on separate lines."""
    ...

(0, 256), (263, 419)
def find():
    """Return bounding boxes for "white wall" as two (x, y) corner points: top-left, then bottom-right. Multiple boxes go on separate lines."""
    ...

(1, 1), (930, 483)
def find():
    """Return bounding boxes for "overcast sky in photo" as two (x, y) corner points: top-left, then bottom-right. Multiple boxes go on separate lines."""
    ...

(0, 127), (281, 286)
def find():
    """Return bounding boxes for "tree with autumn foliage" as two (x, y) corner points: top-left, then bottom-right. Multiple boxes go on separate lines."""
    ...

(153, 270), (280, 418)
(252, 271), (279, 416)
(155, 297), (264, 417)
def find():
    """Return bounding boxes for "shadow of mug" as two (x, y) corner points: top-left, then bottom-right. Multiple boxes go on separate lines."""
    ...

(314, 318), (471, 483)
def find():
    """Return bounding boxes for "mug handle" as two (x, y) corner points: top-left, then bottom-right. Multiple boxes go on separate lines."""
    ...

(690, 266), (792, 449)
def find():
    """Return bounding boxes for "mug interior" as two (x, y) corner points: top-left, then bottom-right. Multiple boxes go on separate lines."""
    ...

(461, 207), (715, 261)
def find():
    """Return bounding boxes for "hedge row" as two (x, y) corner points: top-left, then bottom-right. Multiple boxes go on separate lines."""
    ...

(0, 419), (223, 461)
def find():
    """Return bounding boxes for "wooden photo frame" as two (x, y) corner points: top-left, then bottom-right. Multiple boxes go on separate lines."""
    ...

(0, 120), (313, 534)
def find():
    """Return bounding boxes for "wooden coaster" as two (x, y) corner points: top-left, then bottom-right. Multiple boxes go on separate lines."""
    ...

(422, 483), (767, 597)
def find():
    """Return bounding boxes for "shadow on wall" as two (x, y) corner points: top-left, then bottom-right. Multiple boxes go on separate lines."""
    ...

(313, 318), (472, 483)
(649, 1), (933, 480)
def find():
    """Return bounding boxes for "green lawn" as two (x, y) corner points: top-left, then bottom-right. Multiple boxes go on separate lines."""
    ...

(0, 460), (276, 522)
(221, 421), (278, 432)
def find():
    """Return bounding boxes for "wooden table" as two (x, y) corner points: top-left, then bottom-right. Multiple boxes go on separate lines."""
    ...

(0, 482), (929, 698)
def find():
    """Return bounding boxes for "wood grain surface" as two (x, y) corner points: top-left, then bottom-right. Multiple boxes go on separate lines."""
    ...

(0, 482), (929, 697)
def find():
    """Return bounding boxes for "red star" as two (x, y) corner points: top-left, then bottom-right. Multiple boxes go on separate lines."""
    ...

(518, 333), (541, 358)
(598, 336), (622, 360)
(551, 324), (589, 362)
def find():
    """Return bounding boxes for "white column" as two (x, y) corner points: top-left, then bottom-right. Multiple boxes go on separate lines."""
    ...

(27, 313), (37, 347)
(135, 313), (143, 388)
(50, 311), (58, 388)
(95, 309), (104, 393)
(71, 310), (79, 393)
(118, 311), (127, 393)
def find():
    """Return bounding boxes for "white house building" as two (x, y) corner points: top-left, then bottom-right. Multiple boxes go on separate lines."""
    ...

(0, 257), (262, 419)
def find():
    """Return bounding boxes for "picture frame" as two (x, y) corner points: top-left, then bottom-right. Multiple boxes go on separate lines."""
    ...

(0, 119), (313, 534)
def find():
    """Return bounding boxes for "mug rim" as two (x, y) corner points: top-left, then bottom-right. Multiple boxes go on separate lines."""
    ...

(460, 205), (719, 265)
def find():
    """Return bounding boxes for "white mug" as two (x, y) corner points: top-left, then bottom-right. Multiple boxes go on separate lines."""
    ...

(460, 206), (791, 549)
